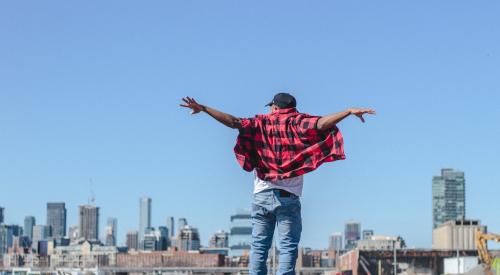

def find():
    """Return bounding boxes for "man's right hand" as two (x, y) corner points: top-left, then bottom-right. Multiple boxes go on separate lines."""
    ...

(180, 97), (204, 115)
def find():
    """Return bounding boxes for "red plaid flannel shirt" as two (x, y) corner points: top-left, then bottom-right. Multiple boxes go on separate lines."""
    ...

(234, 108), (346, 181)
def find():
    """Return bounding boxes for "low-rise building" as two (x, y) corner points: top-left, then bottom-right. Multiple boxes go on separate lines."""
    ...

(356, 235), (403, 251)
(339, 249), (479, 275)
(116, 251), (225, 267)
(432, 219), (486, 250)
(2, 253), (50, 269)
(50, 240), (117, 268)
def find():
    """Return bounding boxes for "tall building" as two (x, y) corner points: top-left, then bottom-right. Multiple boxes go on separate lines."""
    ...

(179, 225), (200, 251)
(0, 224), (22, 255)
(143, 229), (159, 251)
(433, 169), (466, 229)
(79, 205), (100, 240)
(210, 230), (229, 248)
(363, 230), (374, 240)
(68, 225), (79, 241)
(329, 232), (343, 252)
(167, 216), (175, 238)
(23, 216), (36, 240)
(432, 219), (486, 250)
(126, 230), (139, 250)
(105, 217), (118, 246)
(0, 207), (4, 224)
(158, 226), (169, 250)
(32, 225), (51, 250)
(47, 202), (67, 238)
(139, 197), (152, 246)
(345, 221), (361, 250)
(229, 209), (252, 257)
(178, 218), (187, 234)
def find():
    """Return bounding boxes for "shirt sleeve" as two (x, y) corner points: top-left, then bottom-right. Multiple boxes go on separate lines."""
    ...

(295, 115), (320, 137)
(238, 118), (256, 138)
(234, 117), (258, 172)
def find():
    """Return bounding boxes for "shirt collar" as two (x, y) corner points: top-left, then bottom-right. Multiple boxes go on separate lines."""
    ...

(273, 107), (297, 114)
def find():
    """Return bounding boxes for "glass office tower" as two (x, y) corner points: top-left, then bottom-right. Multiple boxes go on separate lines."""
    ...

(432, 168), (466, 229)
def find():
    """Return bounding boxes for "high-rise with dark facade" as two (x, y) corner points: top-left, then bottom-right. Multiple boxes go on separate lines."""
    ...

(345, 221), (361, 250)
(79, 205), (99, 240)
(158, 226), (169, 250)
(47, 202), (67, 238)
(0, 207), (4, 224)
(24, 216), (36, 240)
(432, 169), (466, 229)
(126, 230), (139, 250)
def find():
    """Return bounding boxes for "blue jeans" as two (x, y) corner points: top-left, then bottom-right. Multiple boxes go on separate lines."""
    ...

(249, 189), (302, 275)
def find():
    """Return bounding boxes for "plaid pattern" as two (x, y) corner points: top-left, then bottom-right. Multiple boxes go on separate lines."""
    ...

(234, 108), (346, 181)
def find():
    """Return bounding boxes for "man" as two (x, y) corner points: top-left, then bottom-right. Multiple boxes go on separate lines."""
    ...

(180, 93), (375, 275)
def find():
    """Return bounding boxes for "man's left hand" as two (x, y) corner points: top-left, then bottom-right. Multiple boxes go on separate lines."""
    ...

(349, 108), (376, 123)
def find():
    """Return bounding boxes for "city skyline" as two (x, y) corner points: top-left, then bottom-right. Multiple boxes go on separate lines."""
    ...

(1, 0), (499, 250)
(0, 167), (490, 250)
(0, 166), (477, 251)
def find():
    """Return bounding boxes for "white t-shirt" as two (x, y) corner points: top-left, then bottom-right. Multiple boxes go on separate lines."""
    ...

(253, 172), (304, 196)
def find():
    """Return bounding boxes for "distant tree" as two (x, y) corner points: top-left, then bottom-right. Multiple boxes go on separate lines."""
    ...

(397, 236), (407, 248)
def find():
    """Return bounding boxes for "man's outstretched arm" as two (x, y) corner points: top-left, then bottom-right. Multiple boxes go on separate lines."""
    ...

(316, 108), (376, 131)
(180, 97), (242, 129)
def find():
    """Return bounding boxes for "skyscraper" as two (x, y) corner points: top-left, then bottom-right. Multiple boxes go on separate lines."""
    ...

(47, 202), (67, 238)
(32, 225), (51, 250)
(167, 216), (175, 238)
(329, 232), (343, 252)
(126, 230), (139, 250)
(105, 217), (118, 246)
(79, 205), (99, 240)
(229, 209), (252, 257)
(24, 216), (36, 240)
(143, 229), (159, 251)
(344, 221), (361, 250)
(0, 207), (4, 224)
(0, 224), (22, 255)
(178, 218), (187, 235)
(179, 225), (200, 251)
(210, 230), (229, 248)
(158, 226), (169, 250)
(139, 197), (152, 246)
(432, 169), (466, 229)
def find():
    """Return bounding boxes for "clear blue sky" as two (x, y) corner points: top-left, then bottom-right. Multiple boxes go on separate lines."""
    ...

(1, 1), (499, 249)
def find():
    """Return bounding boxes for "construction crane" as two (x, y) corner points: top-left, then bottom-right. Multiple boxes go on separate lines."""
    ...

(475, 229), (500, 275)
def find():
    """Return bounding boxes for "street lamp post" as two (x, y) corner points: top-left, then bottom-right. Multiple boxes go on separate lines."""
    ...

(393, 239), (397, 275)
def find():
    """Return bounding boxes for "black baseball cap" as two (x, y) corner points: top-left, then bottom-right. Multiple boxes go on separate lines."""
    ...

(265, 92), (297, 108)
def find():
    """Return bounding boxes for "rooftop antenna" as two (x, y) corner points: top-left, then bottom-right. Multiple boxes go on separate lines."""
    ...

(89, 178), (96, 205)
